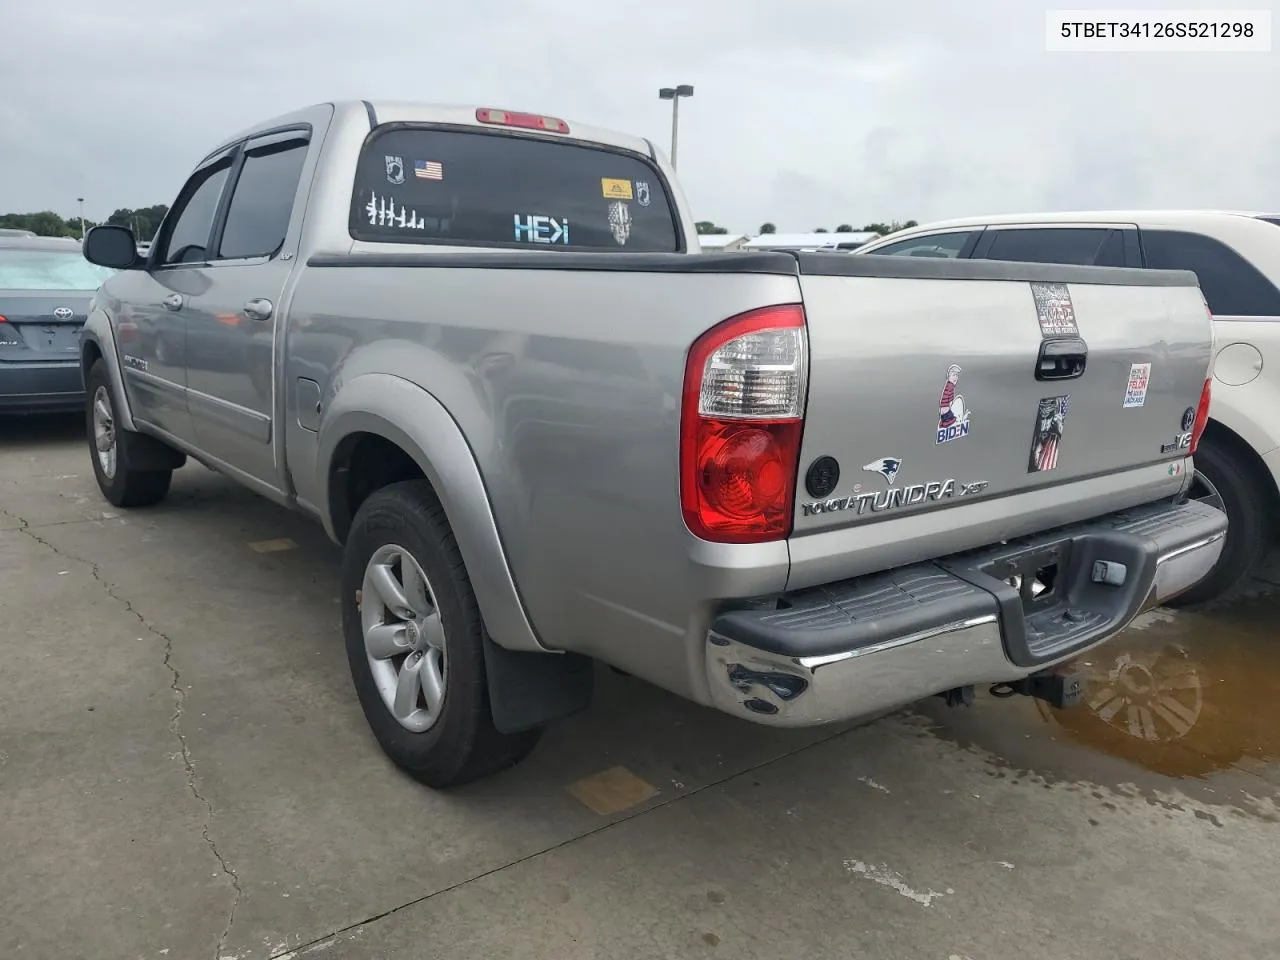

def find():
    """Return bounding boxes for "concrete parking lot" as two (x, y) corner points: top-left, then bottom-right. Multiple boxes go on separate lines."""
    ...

(2, 415), (1278, 960)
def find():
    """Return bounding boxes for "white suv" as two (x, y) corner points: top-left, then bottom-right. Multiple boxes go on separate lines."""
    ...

(857, 210), (1280, 605)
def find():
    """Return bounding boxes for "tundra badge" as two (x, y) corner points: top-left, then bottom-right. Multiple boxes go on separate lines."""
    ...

(801, 478), (989, 517)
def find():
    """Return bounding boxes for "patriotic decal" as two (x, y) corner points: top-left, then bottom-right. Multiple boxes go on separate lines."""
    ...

(1028, 394), (1070, 473)
(936, 363), (971, 444)
(1030, 282), (1078, 338)
(384, 155), (405, 185)
(607, 201), (632, 245)
(601, 178), (633, 200)
(414, 160), (443, 181)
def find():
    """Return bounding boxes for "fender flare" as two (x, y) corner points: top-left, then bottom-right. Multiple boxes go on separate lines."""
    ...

(316, 373), (550, 654)
(79, 310), (138, 433)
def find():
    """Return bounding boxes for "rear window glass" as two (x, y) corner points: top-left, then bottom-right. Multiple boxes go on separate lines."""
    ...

(0, 249), (116, 290)
(350, 127), (680, 251)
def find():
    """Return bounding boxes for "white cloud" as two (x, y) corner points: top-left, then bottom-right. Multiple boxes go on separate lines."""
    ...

(0, 0), (1274, 230)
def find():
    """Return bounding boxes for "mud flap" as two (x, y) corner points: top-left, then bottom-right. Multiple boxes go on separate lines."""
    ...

(124, 431), (188, 471)
(482, 632), (594, 734)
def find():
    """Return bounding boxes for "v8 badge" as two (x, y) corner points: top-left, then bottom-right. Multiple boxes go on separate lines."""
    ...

(1161, 432), (1192, 454)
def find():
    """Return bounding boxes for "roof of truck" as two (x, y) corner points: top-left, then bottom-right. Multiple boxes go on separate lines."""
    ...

(212, 100), (658, 162)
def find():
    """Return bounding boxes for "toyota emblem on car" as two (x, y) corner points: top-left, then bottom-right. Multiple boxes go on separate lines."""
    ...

(53, 306), (74, 320)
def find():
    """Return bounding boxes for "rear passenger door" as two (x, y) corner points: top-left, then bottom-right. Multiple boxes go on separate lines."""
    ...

(969, 225), (1139, 267)
(182, 128), (316, 491)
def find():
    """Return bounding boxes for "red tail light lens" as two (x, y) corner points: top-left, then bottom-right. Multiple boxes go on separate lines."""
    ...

(680, 304), (808, 543)
(1190, 377), (1212, 455)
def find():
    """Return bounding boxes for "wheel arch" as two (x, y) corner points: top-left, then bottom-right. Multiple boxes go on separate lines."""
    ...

(1198, 417), (1280, 530)
(317, 373), (549, 654)
(79, 310), (138, 433)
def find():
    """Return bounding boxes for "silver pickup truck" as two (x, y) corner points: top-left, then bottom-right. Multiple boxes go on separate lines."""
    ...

(79, 100), (1226, 788)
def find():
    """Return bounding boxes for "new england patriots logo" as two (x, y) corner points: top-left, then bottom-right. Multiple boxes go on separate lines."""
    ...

(862, 457), (903, 485)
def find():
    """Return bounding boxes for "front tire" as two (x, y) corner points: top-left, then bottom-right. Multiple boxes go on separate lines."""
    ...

(1167, 434), (1271, 606)
(341, 480), (542, 788)
(85, 360), (174, 508)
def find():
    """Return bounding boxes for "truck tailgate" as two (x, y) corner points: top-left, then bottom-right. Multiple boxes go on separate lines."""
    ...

(790, 255), (1210, 535)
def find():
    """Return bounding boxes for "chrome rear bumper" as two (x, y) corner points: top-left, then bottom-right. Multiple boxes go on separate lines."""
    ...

(705, 498), (1226, 727)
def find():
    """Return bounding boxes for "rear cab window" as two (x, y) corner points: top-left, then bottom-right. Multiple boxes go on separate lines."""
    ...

(350, 126), (681, 252)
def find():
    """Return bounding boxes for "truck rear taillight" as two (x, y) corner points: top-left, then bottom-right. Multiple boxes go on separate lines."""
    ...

(680, 304), (808, 543)
(475, 108), (570, 135)
(1190, 377), (1212, 455)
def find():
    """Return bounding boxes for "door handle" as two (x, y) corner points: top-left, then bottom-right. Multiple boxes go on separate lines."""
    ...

(1035, 337), (1088, 381)
(163, 294), (184, 311)
(243, 298), (274, 322)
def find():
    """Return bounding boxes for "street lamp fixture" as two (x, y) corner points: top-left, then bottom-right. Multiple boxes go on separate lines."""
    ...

(658, 84), (694, 169)
(77, 197), (86, 240)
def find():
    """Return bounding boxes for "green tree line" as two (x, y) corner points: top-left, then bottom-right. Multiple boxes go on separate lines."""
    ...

(0, 205), (170, 241)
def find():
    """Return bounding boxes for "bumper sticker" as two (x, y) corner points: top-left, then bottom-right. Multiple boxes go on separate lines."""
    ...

(1028, 394), (1070, 473)
(1030, 282), (1078, 338)
(936, 363), (971, 444)
(607, 201), (632, 245)
(601, 178), (633, 200)
(1124, 362), (1151, 408)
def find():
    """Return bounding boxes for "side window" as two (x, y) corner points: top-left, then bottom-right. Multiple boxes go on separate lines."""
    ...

(157, 161), (232, 266)
(217, 139), (310, 260)
(982, 228), (1110, 265)
(1142, 229), (1280, 317)
(1094, 229), (1127, 267)
(864, 231), (975, 258)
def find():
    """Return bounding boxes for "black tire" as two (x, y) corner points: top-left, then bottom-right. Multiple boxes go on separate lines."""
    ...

(341, 479), (542, 788)
(1167, 434), (1272, 606)
(85, 360), (174, 508)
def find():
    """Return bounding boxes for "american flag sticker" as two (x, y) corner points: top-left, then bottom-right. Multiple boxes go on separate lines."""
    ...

(1028, 394), (1070, 473)
(1030, 282), (1078, 338)
(414, 160), (443, 180)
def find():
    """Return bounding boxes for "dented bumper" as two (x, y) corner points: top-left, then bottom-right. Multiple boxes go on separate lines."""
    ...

(705, 497), (1226, 727)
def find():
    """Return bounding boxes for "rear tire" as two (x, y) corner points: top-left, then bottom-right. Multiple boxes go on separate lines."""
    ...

(341, 479), (542, 788)
(85, 360), (174, 508)
(1167, 434), (1271, 606)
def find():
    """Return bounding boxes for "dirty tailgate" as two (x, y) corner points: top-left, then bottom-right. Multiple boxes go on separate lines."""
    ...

(788, 255), (1209, 534)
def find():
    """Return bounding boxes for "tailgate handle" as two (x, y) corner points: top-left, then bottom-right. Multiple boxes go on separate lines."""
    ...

(1036, 337), (1088, 381)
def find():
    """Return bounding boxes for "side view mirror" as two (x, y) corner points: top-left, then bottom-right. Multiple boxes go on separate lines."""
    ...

(84, 224), (143, 270)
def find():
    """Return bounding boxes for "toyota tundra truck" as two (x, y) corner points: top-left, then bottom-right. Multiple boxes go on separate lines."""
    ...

(78, 100), (1225, 788)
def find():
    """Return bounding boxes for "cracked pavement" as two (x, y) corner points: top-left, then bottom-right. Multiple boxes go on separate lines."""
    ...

(2, 415), (1279, 960)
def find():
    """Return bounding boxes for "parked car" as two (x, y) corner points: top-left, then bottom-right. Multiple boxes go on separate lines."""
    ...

(857, 211), (1280, 605)
(78, 102), (1224, 788)
(0, 235), (116, 413)
(0, 228), (39, 238)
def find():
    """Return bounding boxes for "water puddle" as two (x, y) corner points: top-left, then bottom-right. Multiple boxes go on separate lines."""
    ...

(1031, 592), (1280, 780)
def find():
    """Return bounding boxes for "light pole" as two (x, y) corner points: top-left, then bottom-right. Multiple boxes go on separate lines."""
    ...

(77, 197), (86, 239)
(658, 84), (694, 169)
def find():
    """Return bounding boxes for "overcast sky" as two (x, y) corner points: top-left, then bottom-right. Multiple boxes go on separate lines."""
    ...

(1, 0), (1275, 232)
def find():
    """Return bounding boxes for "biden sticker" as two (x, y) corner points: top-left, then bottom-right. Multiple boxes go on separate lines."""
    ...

(936, 363), (971, 445)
